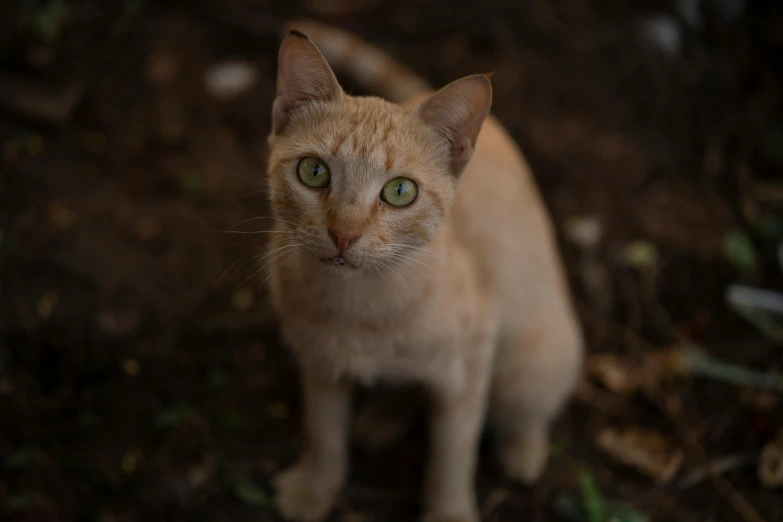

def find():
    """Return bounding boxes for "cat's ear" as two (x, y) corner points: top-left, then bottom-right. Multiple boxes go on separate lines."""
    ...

(413, 74), (492, 175)
(272, 30), (343, 134)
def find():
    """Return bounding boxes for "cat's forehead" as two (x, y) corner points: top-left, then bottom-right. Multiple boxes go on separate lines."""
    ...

(288, 96), (447, 177)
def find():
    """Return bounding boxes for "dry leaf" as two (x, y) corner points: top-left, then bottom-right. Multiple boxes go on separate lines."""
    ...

(586, 354), (645, 394)
(759, 430), (783, 488)
(37, 291), (59, 318)
(122, 359), (141, 376)
(187, 454), (216, 488)
(48, 202), (75, 229)
(596, 427), (684, 483)
(585, 350), (687, 397)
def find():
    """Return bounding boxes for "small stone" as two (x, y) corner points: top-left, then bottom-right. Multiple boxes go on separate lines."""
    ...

(136, 217), (160, 240)
(640, 15), (682, 56)
(122, 359), (141, 376)
(26, 134), (45, 156)
(48, 202), (75, 229)
(37, 291), (59, 318)
(121, 447), (143, 473)
(97, 310), (138, 335)
(231, 288), (255, 312)
(564, 215), (603, 250)
(186, 454), (215, 488)
(0, 379), (13, 395)
(622, 240), (660, 270)
(204, 61), (258, 101)
(146, 51), (180, 87)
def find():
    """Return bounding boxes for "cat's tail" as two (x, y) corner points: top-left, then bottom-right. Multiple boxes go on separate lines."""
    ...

(285, 19), (431, 103)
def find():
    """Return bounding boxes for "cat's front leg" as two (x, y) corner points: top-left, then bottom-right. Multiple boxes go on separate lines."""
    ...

(274, 362), (351, 522)
(422, 355), (491, 522)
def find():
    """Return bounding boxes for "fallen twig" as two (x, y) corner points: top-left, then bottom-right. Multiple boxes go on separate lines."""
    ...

(681, 346), (783, 392)
(678, 453), (756, 490)
(661, 393), (768, 522)
(577, 305), (770, 522)
(0, 73), (84, 127)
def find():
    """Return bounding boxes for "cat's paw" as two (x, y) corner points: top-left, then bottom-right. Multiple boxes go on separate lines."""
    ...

(496, 431), (549, 484)
(273, 465), (340, 522)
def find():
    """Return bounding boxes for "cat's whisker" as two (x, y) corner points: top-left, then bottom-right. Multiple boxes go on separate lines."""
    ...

(239, 215), (300, 228)
(372, 263), (388, 283)
(229, 215), (301, 229)
(215, 257), (245, 288)
(216, 229), (297, 235)
(251, 240), (303, 262)
(266, 216), (301, 228)
(258, 248), (300, 293)
(384, 259), (409, 274)
(220, 239), (254, 251)
(230, 216), (278, 228)
(386, 252), (431, 269)
(386, 243), (436, 256)
(234, 189), (267, 200)
(240, 244), (302, 287)
(376, 259), (403, 279)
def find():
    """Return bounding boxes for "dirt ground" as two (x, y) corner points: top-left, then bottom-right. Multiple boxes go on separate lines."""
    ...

(1, 1), (782, 521)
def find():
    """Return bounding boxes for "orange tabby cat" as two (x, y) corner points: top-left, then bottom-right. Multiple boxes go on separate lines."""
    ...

(265, 21), (583, 522)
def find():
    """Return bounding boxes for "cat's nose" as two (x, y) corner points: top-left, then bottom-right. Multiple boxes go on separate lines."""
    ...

(328, 228), (361, 252)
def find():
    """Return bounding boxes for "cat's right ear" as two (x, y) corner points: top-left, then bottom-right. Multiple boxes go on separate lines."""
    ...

(272, 31), (343, 134)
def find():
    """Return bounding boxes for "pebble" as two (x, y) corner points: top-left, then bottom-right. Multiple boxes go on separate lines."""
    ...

(204, 61), (258, 101)
(639, 15), (682, 56)
(37, 291), (59, 319)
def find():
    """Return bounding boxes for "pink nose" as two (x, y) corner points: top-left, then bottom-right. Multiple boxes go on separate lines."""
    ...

(328, 228), (361, 252)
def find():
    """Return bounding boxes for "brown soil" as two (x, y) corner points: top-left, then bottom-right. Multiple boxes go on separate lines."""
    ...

(1, 1), (782, 521)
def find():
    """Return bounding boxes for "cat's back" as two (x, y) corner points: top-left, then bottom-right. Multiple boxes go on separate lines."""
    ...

(450, 117), (573, 320)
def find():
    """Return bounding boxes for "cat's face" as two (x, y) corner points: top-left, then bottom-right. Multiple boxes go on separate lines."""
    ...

(268, 97), (456, 273)
(266, 31), (491, 275)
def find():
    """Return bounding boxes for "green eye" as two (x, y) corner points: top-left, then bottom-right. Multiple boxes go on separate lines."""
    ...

(381, 177), (418, 207)
(297, 157), (331, 188)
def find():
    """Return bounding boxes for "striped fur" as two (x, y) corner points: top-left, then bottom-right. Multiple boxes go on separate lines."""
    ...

(266, 22), (583, 522)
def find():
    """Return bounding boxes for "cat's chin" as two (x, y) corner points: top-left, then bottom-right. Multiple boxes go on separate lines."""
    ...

(321, 256), (358, 269)
(319, 256), (361, 277)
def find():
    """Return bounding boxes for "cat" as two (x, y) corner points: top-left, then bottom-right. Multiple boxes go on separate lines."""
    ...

(264, 20), (584, 522)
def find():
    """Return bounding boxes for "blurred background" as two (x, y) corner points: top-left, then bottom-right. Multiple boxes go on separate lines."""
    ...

(1, 0), (782, 521)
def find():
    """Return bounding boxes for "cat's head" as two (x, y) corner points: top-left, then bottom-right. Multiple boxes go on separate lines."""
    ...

(266, 31), (491, 275)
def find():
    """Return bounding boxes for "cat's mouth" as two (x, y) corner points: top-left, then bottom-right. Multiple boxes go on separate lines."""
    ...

(320, 256), (358, 269)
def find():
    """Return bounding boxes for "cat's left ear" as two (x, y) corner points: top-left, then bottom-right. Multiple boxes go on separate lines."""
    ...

(272, 30), (343, 134)
(413, 74), (492, 175)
